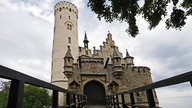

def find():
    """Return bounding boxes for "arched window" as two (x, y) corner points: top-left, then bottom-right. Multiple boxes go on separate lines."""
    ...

(67, 24), (70, 29)
(67, 24), (72, 30)
(69, 25), (72, 30)
(68, 37), (71, 43)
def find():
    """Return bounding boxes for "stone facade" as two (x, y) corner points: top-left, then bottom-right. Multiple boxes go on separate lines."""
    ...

(52, 1), (158, 106)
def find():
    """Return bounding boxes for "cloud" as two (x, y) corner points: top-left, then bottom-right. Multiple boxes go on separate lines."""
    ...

(0, 0), (53, 82)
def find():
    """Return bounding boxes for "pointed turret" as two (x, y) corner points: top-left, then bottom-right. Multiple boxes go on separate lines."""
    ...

(124, 49), (134, 66)
(64, 46), (74, 60)
(63, 46), (74, 78)
(126, 49), (130, 57)
(111, 46), (124, 79)
(83, 31), (89, 49)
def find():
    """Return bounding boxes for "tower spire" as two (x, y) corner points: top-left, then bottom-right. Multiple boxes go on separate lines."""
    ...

(126, 49), (130, 57)
(83, 31), (89, 49)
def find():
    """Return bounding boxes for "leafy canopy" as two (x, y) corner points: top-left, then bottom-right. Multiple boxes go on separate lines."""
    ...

(0, 82), (51, 108)
(88, 0), (192, 37)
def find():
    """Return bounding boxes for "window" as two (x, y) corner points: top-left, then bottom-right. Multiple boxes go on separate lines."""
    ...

(69, 8), (71, 12)
(60, 15), (62, 19)
(69, 16), (71, 20)
(67, 24), (70, 29)
(136, 92), (140, 96)
(68, 37), (71, 43)
(67, 24), (72, 30)
(69, 25), (72, 30)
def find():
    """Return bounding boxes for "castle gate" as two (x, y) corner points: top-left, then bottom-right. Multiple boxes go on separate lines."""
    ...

(84, 81), (106, 105)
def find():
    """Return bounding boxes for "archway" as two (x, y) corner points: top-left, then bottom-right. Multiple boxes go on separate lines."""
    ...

(84, 81), (106, 105)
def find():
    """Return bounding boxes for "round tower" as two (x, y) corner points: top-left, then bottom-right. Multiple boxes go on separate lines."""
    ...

(51, 1), (79, 89)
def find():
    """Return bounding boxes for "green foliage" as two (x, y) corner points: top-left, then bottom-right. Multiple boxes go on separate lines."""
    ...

(88, 0), (192, 37)
(0, 81), (10, 108)
(0, 82), (51, 108)
(22, 85), (52, 108)
(0, 89), (9, 108)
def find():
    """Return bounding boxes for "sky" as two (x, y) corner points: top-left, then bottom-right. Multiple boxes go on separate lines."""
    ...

(0, 0), (192, 107)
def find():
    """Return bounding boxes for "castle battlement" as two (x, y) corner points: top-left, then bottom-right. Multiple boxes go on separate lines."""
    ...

(54, 1), (78, 17)
(132, 66), (151, 74)
(80, 57), (104, 63)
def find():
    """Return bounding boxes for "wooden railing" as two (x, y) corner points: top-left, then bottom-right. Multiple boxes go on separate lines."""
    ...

(106, 71), (192, 108)
(0, 65), (87, 108)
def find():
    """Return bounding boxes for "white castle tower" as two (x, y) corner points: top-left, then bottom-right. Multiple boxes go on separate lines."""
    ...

(51, 1), (79, 89)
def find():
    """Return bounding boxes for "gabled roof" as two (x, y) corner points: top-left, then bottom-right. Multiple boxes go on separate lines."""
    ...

(108, 80), (119, 87)
(69, 80), (80, 87)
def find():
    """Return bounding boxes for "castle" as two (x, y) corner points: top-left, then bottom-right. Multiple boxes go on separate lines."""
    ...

(51, 1), (158, 106)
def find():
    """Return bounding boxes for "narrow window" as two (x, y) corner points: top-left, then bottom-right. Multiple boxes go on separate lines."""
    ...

(67, 24), (70, 30)
(136, 92), (140, 96)
(70, 25), (72, 30)
(68, 37), (71, 44)
(60, 15), (62, 19)
(69, 16), (71, 20)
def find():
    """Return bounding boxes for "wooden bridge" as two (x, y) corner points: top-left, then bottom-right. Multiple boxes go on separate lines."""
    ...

(0, 65), (191, 108)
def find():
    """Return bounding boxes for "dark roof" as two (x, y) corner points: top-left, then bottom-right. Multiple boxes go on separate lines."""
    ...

(126, 49), (130, 57)
(83, 31), (89, 43)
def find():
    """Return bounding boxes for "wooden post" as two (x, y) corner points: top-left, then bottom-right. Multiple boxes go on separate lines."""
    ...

(77, 95), (81, 108)
(113, 95), (116, 108)
(146, 89), (156, 107)
(116, 95), (120, 108)
(130, 93), (135, 108)
(121, 94), (128, 108)
(8, 80), (24, 108)
(52, 90), (58, 108)
(66, 93), (71, 108)
(72, 94), (76, 108)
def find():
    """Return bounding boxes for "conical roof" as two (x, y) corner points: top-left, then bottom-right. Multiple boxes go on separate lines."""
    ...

(64, 46), (74, 59)
(125, 49), (134, 58)
(126, 49), (130, 57)
(83, 31), (89, 43)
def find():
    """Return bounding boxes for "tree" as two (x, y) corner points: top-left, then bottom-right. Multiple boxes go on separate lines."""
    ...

(22, 85), (52, 108)
(0, 81), (10, 108)
(0, 81), (51, 108)
(88, 0), (192, 37)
